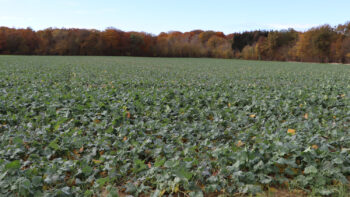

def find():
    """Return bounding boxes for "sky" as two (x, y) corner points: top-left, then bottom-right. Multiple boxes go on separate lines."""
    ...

(0, 0), (349, 35)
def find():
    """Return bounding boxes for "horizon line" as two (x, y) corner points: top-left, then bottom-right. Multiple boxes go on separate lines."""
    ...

(1, 21), (348, 36)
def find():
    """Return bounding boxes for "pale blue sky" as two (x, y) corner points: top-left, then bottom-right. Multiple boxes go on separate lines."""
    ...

(0, 0), (349, 35)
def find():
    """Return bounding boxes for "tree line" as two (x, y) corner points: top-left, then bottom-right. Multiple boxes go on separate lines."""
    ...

(0, 22), (349, 63)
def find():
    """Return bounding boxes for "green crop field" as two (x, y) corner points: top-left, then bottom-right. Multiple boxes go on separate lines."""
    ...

(0, 56), (349, 196)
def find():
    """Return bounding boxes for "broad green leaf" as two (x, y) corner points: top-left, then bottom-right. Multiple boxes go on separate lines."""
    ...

(5, 160), (21, 170)
(304, 166), (318, 174)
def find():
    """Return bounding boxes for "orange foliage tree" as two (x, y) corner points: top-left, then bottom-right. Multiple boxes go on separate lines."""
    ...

(1, 21), (350, 63)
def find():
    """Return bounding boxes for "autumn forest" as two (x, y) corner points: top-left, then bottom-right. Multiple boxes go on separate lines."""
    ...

(0, 21), (350, 63)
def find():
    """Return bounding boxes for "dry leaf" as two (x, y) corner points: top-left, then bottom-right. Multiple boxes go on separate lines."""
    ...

(236, 140), (245, 147)
(73, 150), (80, 157)
(100, 171), (108, 177)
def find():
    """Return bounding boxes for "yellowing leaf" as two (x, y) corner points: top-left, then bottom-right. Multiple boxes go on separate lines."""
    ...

(92, 159), (102, 164)
(43, 185), (49, 190)
(269, 187), (278, 193)
(174, 185), (179, 193)
(160, 189), (166, 196)
(291, 168), (299, 174)
(333, 179), (340, 185)
(54, 124), (60, 131)
(287, 129), (296, 135)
